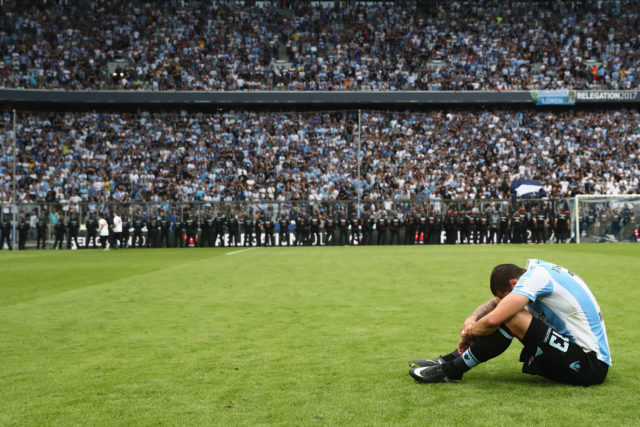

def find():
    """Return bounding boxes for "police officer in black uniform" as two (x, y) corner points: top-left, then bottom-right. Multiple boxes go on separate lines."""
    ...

(0, 216), (12, 250)
(427, 210), (442, 245)
(301, 210), (312, 246)
(278, 213), (290, 246)
(462, 209), (472, 244)
(389, 213), (402, 245)
(533, 207), (548, 244)
(132, 213), (145, 248)
(498, 207), (510, 243)
(564, 209), (575, 241)
(147, 212), (159, 248)
(85, 213), (98, 248)
(349, 212), (360, 245)
(228, 212), (240, 247)
(466, 209), (478, 244)
(295, 211), (307, 246)
(198, 212), (213, 248)
(37, 212), (49, 249)
(67, 212), (80, 249)
(120, 215), (131, 248)
(217, 210), (229, 246)
(433, 210), (444, 245)
(53, 217), (66, 249)
(337, 210), (349, 245)
(199, 212), (211, 247)
(511, 207), (524, 244)
(174, 215), (184, 247)
(360, 211), (373, 246)
(519, 207), (529, 243)
(182, 212), (198, 248)
(555, 209), (571, 243)
(324, 213), (336, 246)
(254, 211), (263, 247)
(479, 210), (489, 244)
(455, 210), (465, 244)
(417, 209), (427, 244)
(525, 207), (536, 244)
(552, 209), (563, 243)
(467, 208), (481, 244)
(159, 214), (171, 248)
(184, 213), (198, 247)
(376, 212), (388, 245)
(263, 212), (275, 246)
(211, 212), (220, 247)
(444, 210), (456, 245)
(18, 215), (29, 250)
(545, 207), (556, 242)
(310, 211), (321, 245)
(241, 212), (253, 247)
(488, 207), (500, 244)
(404, 210), (417, 245)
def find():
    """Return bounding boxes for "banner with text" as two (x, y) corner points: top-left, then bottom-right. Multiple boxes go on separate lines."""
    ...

(574, 91), (640, 103)
(530, 90), (576, 106)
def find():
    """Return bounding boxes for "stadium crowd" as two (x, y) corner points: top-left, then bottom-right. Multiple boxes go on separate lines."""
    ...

(1, 0), (639, 91)
(1, 0), (639, 249)
(1, 108), (639, 206)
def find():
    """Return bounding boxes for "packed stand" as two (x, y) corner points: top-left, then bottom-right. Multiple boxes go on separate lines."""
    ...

(1, 0), (639, 91)
(1, 108), (639, 208)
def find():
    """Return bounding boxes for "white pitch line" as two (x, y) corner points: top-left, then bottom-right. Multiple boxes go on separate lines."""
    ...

(226, 247), (257, 256)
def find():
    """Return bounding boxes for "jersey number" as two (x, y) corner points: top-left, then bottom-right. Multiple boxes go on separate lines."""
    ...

(549, 331), (569, 352)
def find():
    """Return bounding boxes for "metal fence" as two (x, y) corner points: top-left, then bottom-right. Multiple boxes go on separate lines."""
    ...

(2, 198), (568, 220)
(0, 197), (587, 249)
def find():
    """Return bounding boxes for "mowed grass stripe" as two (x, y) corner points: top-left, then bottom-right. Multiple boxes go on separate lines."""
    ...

(0, 248), (231, 307)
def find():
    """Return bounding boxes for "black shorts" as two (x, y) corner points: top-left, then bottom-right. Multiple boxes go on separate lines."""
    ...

(519, 316), (609, 386)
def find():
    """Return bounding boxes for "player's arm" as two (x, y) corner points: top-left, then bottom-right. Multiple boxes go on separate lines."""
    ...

(462, 296), (500, 330)
(471, 297), (501, 320)
(466, 293), (530, 337)
(456, 297), (501, 354)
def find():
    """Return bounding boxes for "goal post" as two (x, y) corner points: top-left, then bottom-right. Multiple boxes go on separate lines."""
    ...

(574, 194), (640, 244)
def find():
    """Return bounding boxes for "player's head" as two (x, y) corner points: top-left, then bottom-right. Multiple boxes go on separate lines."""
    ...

(490, 264), (526, 297)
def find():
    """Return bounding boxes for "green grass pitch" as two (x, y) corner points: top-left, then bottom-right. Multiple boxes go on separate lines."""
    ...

(1, 243), (639, 426)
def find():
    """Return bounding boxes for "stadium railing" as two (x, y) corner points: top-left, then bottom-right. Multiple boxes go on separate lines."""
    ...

(4, 197), (637, 248)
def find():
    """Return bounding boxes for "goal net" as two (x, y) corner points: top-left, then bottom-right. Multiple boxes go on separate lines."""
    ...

(575, 194), (640, 243)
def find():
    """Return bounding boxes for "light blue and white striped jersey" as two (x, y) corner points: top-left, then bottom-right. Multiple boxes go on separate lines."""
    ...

(512, 259), (611, 366)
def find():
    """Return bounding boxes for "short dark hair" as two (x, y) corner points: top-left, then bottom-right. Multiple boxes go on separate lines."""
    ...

(490, 264), (526, 296)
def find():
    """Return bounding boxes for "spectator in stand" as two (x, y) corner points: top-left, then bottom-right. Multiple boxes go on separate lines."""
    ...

(1, 0), (639, 91)
(1, 109), (639, 206)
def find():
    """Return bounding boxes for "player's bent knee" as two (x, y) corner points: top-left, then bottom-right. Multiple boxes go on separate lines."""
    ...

(504, 310), (533, 340)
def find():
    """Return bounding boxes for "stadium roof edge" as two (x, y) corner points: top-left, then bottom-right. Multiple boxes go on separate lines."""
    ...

(0, 89), (638, 112)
